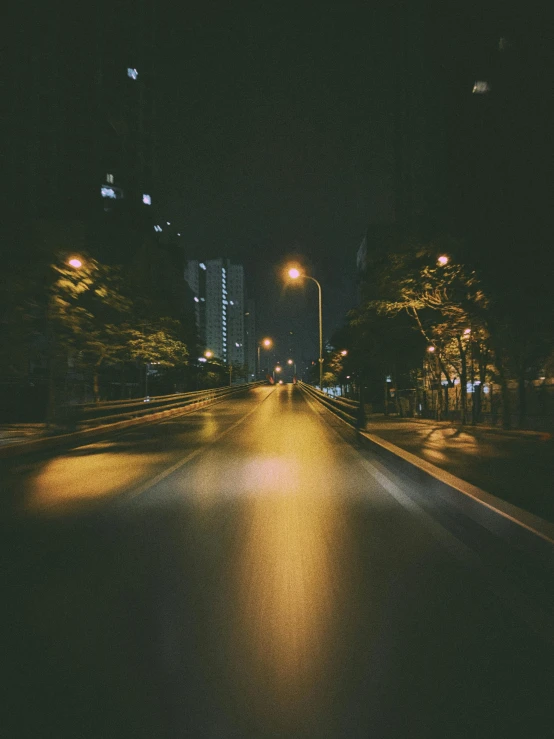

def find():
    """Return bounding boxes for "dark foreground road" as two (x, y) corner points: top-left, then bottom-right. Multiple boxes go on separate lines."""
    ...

(1, 385), (552, 738)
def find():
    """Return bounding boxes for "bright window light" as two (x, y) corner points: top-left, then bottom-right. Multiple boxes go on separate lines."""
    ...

(142, 193), (151, 205)
(127, 68), (138, 80)
(472, 80), (490, 94)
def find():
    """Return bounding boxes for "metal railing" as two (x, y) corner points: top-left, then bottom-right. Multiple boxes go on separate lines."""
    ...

(298, 381), (361, 427)
(73, 382), (265, 429)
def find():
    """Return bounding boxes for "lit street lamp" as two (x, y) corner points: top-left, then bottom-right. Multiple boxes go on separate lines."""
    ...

(257, 337), (273, 378)
(287, 267), (323, 391)
(47, 255), (85, 427)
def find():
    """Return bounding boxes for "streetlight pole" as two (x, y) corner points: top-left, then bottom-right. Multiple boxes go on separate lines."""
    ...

(257, 338), (273, 379)
(287, 269), (323, 391)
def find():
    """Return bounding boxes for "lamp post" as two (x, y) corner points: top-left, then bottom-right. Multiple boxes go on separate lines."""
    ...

(47, 255), (86, 427)
(287, 267), (323, 391)
(257, 337), (273, 378)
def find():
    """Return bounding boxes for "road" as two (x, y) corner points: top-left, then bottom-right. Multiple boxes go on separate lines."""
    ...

(1, 385), (552, 738)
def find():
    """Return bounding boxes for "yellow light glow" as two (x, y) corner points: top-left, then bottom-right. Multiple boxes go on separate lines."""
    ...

(463, 328), (471, 336)
(340, 350), (347, 356)
(287, 359), (293, 365)
(427, 346), (436, 353)
(204, 350), (214, 358)
(288, 268), (301, 279)
(67, 257), (83, 269)
(437, 255), (449, 266)
(262, 338), (272, 348)
(275, 366), (282, 372)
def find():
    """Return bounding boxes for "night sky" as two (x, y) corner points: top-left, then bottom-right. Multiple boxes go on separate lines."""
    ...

(154, 2), (396, 361)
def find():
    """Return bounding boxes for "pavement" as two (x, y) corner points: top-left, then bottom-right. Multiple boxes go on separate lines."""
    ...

(1, 385), (552, 738)
(363, 415), (554, 523)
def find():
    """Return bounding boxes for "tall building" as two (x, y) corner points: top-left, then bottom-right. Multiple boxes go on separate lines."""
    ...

(185, 259), (246, 367)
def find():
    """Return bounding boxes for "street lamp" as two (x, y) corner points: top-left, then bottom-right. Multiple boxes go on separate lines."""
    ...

(204, 349), (214, 359)
(257, 337), (273, 378)
(287, 267), (323, 391)
(437, 255), (449, 266)
(67, 257), (83, 269)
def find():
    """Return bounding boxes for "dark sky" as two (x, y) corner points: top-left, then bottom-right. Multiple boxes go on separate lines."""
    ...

(155, 2), (396, 361)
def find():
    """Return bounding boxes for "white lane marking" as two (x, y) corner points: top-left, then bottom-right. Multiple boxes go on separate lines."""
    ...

(120, 388), (276, 503)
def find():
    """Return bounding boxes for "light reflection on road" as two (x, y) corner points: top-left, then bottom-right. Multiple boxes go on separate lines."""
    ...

(221, 404), (353, 728)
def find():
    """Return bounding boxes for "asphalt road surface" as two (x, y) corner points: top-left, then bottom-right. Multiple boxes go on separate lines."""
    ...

(1, 385), (552, 738)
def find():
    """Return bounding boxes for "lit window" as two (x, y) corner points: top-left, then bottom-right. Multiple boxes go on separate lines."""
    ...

(101, 186), (117, 199)
(229, 300), (234, 305)
(106, 173), (114, 184)
(154, 225), (162, 232)
(142, 194), (152, 205)
(200, 263), (207, 270)
(194, 297), (199, 303)
(472, 81), (490, 94)
(127, 68), (138, 80)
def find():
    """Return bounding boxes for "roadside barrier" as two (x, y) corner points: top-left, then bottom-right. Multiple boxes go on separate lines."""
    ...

(298, 381), (360, 427)
(0, 382), (265, 459)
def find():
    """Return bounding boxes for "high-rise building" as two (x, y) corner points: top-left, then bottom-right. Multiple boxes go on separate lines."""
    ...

(185, 259), (246, 367)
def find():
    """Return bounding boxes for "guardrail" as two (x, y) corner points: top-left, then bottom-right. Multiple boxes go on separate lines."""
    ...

(0, 382), (265, 459)
(298, 381), (360, 427)
(75, 383), (263, 428)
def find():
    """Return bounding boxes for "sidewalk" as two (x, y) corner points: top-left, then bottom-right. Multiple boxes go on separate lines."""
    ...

(363, 415), (554, 523)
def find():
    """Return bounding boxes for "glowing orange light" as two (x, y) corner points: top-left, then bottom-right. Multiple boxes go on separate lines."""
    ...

(287, 359), (294, 365)
(204, 350), (214, 358)
(262, 338), (272, 348)
(68, 257), (83, 269)
(275, 366), (282, 372)
(288, 268), (301, 279)
(437, 255), (449, 266)
(340, 350), (348, 356)
(427, 346), (436, 353)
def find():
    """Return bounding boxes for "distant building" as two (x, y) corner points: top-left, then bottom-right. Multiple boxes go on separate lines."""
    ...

(185, 259), (246, 367)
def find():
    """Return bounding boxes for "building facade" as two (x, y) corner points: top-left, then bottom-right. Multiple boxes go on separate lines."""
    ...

(185, 259), (247, 368)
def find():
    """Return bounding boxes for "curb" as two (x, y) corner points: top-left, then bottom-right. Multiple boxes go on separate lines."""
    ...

(358, 430), (554, 562)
